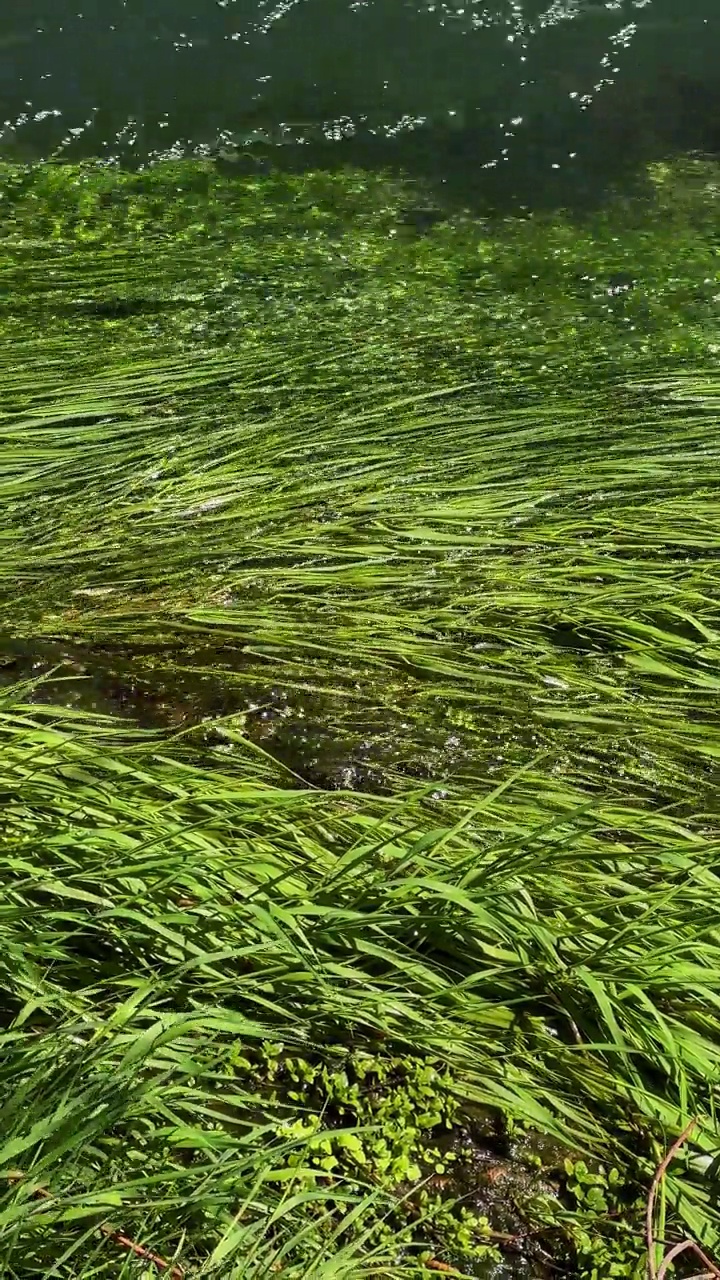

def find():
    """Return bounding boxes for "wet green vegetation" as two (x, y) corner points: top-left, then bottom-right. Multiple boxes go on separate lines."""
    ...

(2, 156), (720, 1276)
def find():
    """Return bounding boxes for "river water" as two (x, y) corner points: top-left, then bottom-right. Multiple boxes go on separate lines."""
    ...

(1, 0), (718, 208)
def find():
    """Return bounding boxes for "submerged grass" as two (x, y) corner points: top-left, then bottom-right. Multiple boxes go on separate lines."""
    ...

(1, 158), (720, 795)
(4, 355), (720, 801)
(1, 155), (720, 1275)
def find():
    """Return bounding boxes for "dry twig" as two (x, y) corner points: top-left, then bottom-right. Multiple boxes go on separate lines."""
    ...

(6, 1172), (184, 1278)
(646, 1121), (720, 1280)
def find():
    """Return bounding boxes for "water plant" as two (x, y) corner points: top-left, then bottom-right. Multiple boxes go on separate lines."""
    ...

(1, 154), (720, 1276)
(2, 692), (720, 1275)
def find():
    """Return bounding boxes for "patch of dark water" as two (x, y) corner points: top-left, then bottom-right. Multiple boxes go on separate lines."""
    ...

(424, 1112), (566, 1278)
(2, 2), (720, 219)
(0, 631), (686, 810)
(2, 628), (569, 801)
(0, 636), (412, 790)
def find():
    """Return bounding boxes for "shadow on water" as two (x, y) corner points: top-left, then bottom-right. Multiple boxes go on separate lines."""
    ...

(8, 83), (720, 219)
(2, 1), (720, 216)
(208, 69), (720, 219)
(0, 636), (397, 790)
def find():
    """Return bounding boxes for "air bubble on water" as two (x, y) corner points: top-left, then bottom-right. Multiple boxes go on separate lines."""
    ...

(542, 675), (569, 690)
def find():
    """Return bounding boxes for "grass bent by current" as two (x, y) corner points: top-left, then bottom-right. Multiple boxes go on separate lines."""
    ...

(0, 155), (720, 1277)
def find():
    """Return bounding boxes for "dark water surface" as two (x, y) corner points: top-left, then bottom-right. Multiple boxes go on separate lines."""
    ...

(1, 1), (719, 208)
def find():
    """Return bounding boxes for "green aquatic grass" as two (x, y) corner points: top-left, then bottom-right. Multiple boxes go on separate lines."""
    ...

(0, 155), (719, 799)
(1, 155), (720, 1275)
(3, 355), (720, 801)
(1, 696), (720, 1275)
(0, 155), (719, 402)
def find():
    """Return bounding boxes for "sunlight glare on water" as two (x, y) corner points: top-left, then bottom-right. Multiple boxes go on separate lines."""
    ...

(0, 0), (717, 207)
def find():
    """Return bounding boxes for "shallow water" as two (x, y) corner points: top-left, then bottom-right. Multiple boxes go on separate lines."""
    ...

(1, 1), (719, 210)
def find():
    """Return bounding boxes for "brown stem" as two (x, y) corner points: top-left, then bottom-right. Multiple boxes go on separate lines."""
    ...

(646, 1119), (696, 1279)
(657, 1238), (718, 1280)
(6, 1172), (183, 1278)
(645, 1120), (720, 1280)
(99, 1224), (184, 1277)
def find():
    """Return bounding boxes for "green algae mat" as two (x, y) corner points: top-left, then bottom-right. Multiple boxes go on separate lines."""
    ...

(2, 157), (720, 1278)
